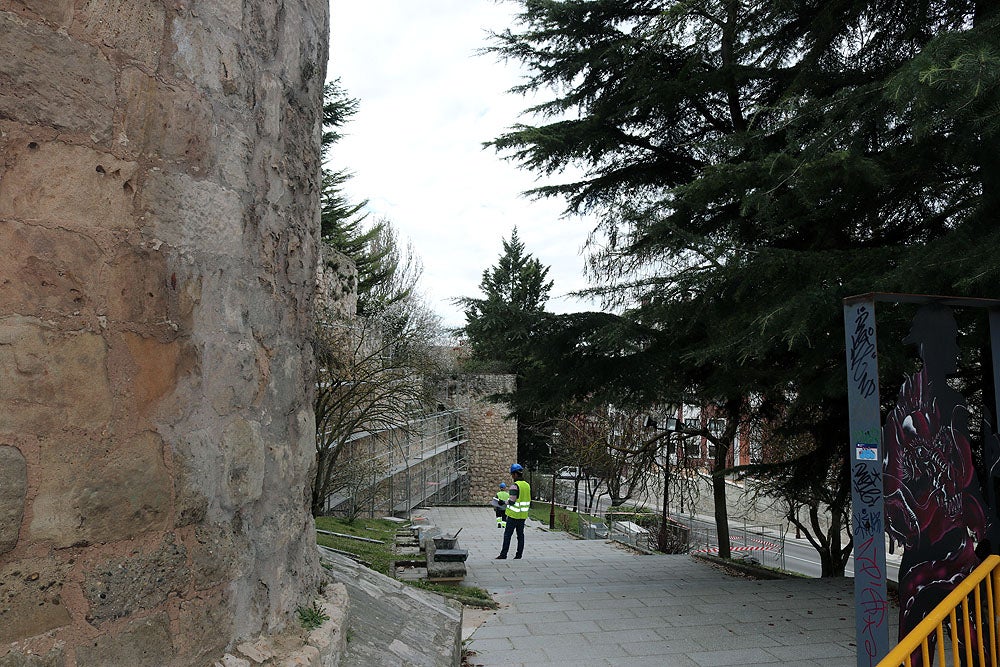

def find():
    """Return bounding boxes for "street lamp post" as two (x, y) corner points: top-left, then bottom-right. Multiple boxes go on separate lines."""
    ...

(549, 430), (560, 530)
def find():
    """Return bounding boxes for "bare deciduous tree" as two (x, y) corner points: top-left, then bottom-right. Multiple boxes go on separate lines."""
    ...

(312, 302), (443, 516)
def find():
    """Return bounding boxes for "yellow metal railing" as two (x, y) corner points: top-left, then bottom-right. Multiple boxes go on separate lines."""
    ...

(880, 554), (1000, 667)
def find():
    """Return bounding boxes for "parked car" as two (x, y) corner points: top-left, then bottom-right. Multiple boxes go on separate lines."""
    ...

(557, 466), (583, 479)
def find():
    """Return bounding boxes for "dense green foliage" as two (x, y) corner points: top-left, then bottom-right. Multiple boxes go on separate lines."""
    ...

(457, 228), (553, 373)
(487, 0), (1000, 575)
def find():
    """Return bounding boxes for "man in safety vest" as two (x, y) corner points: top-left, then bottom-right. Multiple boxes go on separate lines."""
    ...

(493, 483), (510, 528)
(496, 463), (531, 559)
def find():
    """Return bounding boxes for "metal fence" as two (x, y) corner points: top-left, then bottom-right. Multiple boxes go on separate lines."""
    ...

(577, 509), (786, 567)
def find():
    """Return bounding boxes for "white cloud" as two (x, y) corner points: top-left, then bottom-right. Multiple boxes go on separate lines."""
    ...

(327, 0), (597, 328)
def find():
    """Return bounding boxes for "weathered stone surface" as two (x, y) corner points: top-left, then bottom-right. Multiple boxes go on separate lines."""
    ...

(221, 418), (265, 508)
(76, 0), (165, 68)
(30, 431), (171, 547)
(170, 14), (244, 96)
(0, 316), (112, 434)
(0, 446), (26, 554)
(0, 220), (103, 319)
(0, 141), (138, 227)
(439, 374), (517, 504)
(84, 537), (188, 624)
(316, 247), (357, 319)
(139, 170), (243, 256)
(215, 654), (251, 667)
(0, 558), (71, 643)
(188, 521), (245, 590)
(7, 1), (74, 27)
(0, 647), (64, 667)
(0, 12), (115, 138)
(2, 0), (329, 661)
(75, 613), (173, 667)
(118, 67), (214, 170)
(119, 333), (183, 417)
(174, 593), (232, 665)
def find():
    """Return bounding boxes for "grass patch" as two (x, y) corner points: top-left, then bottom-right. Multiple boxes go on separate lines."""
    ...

(297, 600), (329, 630)
(315, 515), (498, 609)
(527, 502), (602, 534)
(412, 580), (498, 609)
(315, 516), (401, 576)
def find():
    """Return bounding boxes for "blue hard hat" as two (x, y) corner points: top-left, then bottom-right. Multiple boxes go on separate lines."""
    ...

(510, 463), (523, 474)
(499, 483), (507, 489)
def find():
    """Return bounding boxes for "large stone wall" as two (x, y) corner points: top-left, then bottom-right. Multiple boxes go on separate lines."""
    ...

(440, 374), (518, 504)
(0, 1), (328, 664)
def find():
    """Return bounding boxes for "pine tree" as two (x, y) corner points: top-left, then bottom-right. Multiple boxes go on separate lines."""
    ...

(458, 228), (553, 373)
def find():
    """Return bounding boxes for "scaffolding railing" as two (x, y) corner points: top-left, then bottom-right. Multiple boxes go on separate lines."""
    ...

(322, 408), (469, 518)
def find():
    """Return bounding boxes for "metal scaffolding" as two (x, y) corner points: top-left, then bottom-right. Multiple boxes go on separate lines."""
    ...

(321, 408), (469, 518)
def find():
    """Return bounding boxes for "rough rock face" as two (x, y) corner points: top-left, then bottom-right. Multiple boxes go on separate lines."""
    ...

(0, 1), (328, 664)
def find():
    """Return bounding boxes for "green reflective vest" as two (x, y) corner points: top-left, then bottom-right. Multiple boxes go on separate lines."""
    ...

(505, 480), (531, 519)
(496, 490), (510, 504)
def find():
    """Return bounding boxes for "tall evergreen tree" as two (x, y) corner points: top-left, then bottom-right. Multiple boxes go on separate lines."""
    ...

(458, 228), (553, 373)
(488, 0), (1000, 573)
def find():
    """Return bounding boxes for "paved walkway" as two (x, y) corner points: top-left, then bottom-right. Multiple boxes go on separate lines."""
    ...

(422, 507), (894, 667)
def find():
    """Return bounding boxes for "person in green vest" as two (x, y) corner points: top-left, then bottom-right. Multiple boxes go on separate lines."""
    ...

(492, 483), (510, 528)
(496, 463), (531, 559)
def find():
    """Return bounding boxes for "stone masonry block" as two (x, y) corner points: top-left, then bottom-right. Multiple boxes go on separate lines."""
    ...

(173, 591), (232, 664)
(84, 537), (189, 624)
(0, 646), (64, 667)
(75, 613), (173, 667)
(0, 445), (26, 554)
(0, 220), (103, 319)
(169, 13), (244, 96)
(0, 557), (72, 643)
(0, 316), (113, 434)
(0, 141), (138, 228)
(118, 67), (214, 169)
(7, 1), (75, 27)
(0, 12), (115, 138)
(119, 333), (184, 418)
(221, 417), (266, 509)
(139, 169), (243, 257)
(76, 0), (165, 68)
(29, 431), (171, 547)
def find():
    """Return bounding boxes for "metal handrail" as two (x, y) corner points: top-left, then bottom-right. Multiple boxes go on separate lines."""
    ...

(879, 554), (1000, 667)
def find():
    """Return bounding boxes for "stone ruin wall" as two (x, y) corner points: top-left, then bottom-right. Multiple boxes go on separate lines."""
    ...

(0, 1), (328, 664)
(439, 374), (518, 505)
(316, 245), (357, 320)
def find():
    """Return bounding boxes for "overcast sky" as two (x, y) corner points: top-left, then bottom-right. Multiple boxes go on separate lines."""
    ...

(327, 0), (597, 329)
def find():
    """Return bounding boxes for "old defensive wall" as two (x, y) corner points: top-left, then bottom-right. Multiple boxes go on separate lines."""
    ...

(1, 1), (330, 664)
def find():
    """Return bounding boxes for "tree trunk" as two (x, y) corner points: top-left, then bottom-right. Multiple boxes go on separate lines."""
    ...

(712, 398), (741, 559)
(713, 471), (731, 559)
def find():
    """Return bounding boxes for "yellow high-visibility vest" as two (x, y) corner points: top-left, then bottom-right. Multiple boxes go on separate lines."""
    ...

(505, 480), (531, 519)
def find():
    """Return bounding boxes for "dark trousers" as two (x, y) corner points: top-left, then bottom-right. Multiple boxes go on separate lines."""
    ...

(499, 517), (526, 558)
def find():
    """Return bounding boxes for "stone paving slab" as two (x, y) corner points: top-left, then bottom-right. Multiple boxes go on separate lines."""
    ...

(424, 506), (897, 667)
